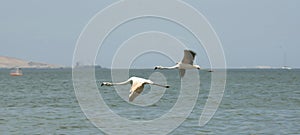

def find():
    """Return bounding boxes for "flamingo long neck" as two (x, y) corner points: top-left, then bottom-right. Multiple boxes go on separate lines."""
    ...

(160, 65), (178, 69)
(178, 63), (199, 69)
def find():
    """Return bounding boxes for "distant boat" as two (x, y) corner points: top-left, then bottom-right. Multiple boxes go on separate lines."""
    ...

(10, 67), (23, 76)
(280, 46), (292, 70)
(281, 66), (292, 70)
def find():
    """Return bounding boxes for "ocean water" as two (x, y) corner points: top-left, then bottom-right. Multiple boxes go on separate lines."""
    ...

(0, 69), (299, 134)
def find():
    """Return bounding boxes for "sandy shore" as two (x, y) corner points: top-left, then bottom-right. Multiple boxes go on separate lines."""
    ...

(0, 56), (61, 68)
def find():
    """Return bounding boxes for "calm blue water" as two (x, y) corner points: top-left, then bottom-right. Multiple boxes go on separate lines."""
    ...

(0, 69), (299, 134)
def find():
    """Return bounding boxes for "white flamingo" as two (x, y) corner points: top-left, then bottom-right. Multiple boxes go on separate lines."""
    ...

(154, 50), (207, 77)
(101, 77), (170, 102)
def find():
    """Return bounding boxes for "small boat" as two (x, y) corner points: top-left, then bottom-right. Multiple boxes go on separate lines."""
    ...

(281, 66), (292, 70)
(10, 67), (23, 76)
(280, 47), (292, 70)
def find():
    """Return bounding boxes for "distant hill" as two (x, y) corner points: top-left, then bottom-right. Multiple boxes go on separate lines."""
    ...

(0, 56), (61, 68)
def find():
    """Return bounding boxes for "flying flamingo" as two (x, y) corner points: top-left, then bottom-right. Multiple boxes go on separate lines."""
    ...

(154, 50), (208, 77)
(101, 77), (170, 102)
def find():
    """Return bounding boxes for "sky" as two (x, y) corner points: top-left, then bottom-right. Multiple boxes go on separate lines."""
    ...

(1, 0), (299, 68)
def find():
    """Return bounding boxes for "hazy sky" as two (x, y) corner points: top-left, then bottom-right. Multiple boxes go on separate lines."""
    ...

(1, 0), (299, 68)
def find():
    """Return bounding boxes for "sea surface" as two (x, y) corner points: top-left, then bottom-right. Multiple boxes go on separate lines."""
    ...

(0, 68), (299, 134)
